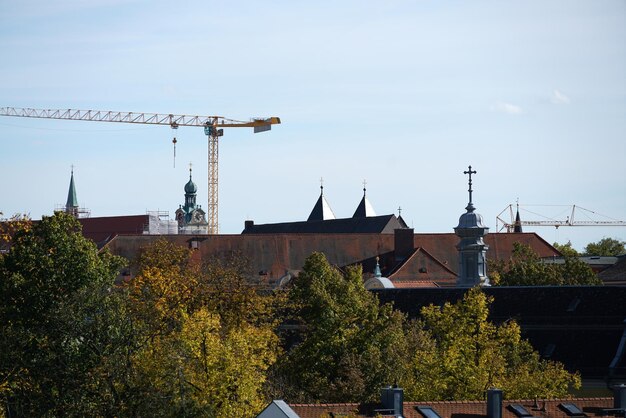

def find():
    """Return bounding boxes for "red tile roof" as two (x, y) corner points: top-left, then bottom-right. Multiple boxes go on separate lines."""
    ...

(79, 215), (149, 248)
(289, 397), (614, 418)
(105, 232), (559, 287)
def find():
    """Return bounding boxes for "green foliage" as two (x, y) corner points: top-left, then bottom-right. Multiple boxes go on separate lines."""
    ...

(492, 243), (601, 286)
(583, 237), (626, 256)
(276, 252), (411, 403)
(124, 239), (280, 418)
(0, 212), (127, 416)
(553, 241), (579, 257)
(406, 288), (580, 400)
(0, 214), (31, 248)
(275, 253), (582, 403)
(0, 223), (279, 418)
(0, 220), (591, 413)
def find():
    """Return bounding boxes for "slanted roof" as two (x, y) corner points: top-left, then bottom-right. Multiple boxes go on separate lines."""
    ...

(242, 215), (402, 234)
(353, 194), (376, 218)
(257, 400), (301, 418)
(598, 256), (626, 285)
(79, 215), (150, 248)
(411, 232), (560, 273)
(290, 398), (613, 418)
(353, 186), (376, 218)
(307, 191), (336, 221)
(387, 247), (457, 287)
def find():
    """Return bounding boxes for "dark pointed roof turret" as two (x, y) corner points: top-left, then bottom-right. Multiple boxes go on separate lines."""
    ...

(307, 179), (336, 221)
(352, 180), (376, 218)
(514, 201), (523, 233)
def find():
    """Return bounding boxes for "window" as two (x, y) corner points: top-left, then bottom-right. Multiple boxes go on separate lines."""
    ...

(508, 404), (533, 417)
(559, 403), (587, 416)
(416, 406), (443, 418)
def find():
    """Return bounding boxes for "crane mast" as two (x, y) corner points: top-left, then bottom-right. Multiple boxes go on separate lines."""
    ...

(0, 106), (281, 234)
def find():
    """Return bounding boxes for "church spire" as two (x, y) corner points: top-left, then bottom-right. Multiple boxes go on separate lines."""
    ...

(454, 165), (490, 287)
(514, 200), (523, 233)
(65, 166), (79, 216)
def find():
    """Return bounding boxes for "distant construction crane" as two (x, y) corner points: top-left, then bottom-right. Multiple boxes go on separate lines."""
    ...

(0, 106), (281, 234)
(496, 203), (626, 233)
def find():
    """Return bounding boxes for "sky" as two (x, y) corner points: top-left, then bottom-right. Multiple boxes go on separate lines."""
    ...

(1, 0), (625, 252)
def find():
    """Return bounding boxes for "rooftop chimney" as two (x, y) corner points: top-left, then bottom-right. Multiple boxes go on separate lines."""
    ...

(394, 228), (414, 261)
(244, 220), (254, 230)
(613, 384), (626, 409)
(380, 386), (404, 418)
(487, 388), (503, 418)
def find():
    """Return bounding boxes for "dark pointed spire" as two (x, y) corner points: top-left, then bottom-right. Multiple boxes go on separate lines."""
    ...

(65, 166), (79, 215)
(514, 200), (523, 233)
(397, 206), (409, 228)
(353, 179), (376, 218)
(307, 178), (336, 221)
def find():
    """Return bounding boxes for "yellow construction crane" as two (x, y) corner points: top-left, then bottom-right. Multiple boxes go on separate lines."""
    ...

(0, 106), (281, 234)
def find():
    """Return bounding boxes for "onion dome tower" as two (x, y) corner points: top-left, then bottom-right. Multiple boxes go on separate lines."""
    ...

(352, 180), (376, 218)
(307, 179), (336, 221)
(175, 164), (208, 234)
(454, 165), (490, 287)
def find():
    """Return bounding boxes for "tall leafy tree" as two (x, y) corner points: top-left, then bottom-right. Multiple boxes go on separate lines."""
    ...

(0, 212), (127, 416)
(553, 241), (579, 257)
(583, 237), (626, 256)
(492, 242), (601, 286)
(407, 288), (581, 400)
(124, 239), (280, 418)
(276, 252), (412, 403)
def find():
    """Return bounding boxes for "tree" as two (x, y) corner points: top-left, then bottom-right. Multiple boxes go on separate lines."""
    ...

(583, 237), (626, 257)
(0, 212), (128, 416)
(492, 243), (601, 286)
(406, 288), (580, 400)
(553, 241), (579, 257)
(124, 239), (280, 418)
(0, 214), (31, 249)
(276, 252), (412, 403)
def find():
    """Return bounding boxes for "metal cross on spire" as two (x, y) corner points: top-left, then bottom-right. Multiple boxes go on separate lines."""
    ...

(320, 177), (324, 195)
(464, 165), (477, 205)
(189, 162), (193, 179)
(362, 179), (367, 196)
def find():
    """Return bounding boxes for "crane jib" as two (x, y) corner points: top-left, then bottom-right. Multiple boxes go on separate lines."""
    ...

(0, 106), (281, 235)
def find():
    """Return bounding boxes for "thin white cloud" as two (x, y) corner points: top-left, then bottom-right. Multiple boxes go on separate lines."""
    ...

(550, 89), (571, 104)
(491, 101), (523, 115)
